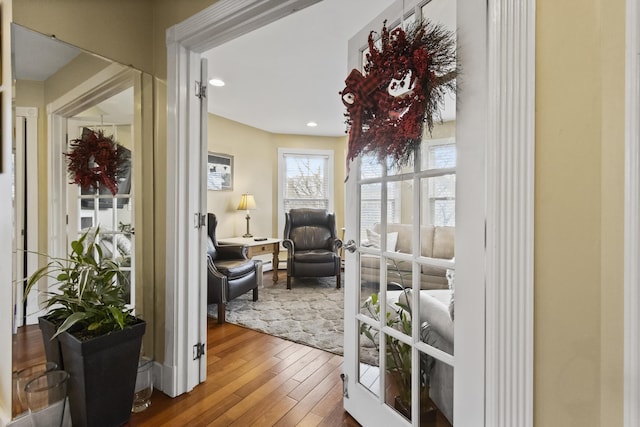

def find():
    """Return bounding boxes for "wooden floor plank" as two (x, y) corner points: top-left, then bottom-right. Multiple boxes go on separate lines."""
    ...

(250, 395), (298, 427)
(225, 378), (300, 427)
(273, 364), (343, 427)
(288, 354), (342, 402)
(297, 412), (324, 427)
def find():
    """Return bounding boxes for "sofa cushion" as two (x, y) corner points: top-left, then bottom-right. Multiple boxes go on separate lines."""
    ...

(433, 226), (455, 259)
(420, 225), (435, 257)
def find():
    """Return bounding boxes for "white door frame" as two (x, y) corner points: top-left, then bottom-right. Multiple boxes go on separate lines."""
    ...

(13, 107), (39, 328)
(163, 0), (323, 397)
(165, 3), (535, 425)
(624, 0), (640, 424)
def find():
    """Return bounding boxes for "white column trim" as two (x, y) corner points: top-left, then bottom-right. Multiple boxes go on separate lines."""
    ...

(485, 0), (535, 426)
(625, 0), (640, 424)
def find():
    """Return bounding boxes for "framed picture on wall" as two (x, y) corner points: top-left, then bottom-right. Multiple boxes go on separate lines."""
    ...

(207, 152), (233, 191)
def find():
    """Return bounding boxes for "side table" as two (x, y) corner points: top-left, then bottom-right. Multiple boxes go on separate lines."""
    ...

(217, 237), (282, 283)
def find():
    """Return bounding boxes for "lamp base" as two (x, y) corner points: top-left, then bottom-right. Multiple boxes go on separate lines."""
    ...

(244, 213), (253, 238)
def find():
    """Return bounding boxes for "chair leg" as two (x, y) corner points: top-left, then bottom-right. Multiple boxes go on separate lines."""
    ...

(337, 269), (341, 289)
(217, 302), (226, 324)
(287, 275), (292, 290)
(253, 287), (259, 301)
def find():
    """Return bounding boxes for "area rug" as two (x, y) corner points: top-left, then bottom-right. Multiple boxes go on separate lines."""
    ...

(208, 275), (348, 355)
(207, 275), (380, 366)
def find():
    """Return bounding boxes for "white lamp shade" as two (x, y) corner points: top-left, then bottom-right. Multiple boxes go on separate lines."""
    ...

(237, 194), (256, 210)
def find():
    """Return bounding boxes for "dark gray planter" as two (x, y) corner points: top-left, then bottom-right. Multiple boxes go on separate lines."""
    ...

(38, 316), (64, 370)
(40, 317), (146, 427)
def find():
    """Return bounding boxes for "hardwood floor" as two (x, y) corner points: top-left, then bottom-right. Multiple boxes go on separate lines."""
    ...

(12, 320), (359, 426)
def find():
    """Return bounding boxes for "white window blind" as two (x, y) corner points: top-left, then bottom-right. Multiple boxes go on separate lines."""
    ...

(283, 153), (329, 211)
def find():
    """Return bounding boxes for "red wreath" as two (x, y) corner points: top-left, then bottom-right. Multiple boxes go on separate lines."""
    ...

(65, 128), (124, 195)
(340, 20), (457, 175)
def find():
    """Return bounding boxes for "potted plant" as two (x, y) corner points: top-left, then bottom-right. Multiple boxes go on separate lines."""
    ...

(25, 228), (145, 427)
(360, 290), (435, 421)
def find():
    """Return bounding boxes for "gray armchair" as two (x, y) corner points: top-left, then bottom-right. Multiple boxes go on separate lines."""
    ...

(207, 213), (262, 323)
(282, 208), (342, 290)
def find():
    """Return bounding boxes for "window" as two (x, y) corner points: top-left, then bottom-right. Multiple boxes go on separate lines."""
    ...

(277, 148), (334, 237)
(357, 137), (456, 239)
(423, 138), (456, 226)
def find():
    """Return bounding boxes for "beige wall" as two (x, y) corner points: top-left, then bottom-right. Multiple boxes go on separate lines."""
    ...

(207, 115), (274, 237)
(535, 0), (624, 425)
(598, 0), (625, 424)
(208, 114), (346, 239)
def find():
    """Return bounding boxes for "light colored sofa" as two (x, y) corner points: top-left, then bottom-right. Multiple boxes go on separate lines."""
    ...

(360, 223), (455, 289)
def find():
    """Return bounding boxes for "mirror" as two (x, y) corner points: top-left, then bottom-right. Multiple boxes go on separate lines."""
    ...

(10, 23), (154, 420)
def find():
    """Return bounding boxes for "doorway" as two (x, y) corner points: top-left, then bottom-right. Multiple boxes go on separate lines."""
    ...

(166, 1), (535, 425)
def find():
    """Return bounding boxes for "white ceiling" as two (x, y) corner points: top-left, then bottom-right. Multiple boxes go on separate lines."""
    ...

(202, 0), (395, 137)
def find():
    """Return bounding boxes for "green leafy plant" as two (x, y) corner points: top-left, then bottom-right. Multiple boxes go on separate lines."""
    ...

(25, 228), (134, 339)
(361, 290), (431, 410)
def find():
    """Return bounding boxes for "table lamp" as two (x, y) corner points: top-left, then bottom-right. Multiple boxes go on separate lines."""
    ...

(237, 193), (257, 237)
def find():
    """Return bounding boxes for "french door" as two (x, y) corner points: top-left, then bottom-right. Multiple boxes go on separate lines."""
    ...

(342, 0), (486, 425)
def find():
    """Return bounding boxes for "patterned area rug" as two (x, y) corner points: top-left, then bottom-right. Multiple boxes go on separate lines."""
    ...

(208, 273), (380, 364)
(208, 275), (347, 355)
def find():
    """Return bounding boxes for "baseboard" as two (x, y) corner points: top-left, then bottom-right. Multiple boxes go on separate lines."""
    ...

(252, 254), (273, 272)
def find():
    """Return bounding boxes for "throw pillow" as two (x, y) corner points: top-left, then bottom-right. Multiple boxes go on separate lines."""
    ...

(387, 231), (399, 252)
(365, 229), (399, 251)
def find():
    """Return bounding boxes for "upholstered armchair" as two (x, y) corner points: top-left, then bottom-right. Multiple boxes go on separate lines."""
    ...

(207, 213), (262, 323)
(282, 208), (343, 290)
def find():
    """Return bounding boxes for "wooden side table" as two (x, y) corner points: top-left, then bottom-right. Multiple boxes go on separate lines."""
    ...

(217, 237), (282, 283)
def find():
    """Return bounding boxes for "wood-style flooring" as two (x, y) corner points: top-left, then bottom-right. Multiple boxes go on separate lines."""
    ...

(12, 320), (359, 426)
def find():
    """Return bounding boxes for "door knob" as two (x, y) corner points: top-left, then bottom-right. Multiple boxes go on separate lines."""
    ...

(344, 239), (357, 253)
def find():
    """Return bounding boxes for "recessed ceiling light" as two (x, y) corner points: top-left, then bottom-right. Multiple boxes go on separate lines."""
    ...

(209, 78), (225, 87)
(306, 121), (318, 127)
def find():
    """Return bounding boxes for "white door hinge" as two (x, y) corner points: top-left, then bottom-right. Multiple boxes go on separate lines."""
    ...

(195, 81), (207, 99)
(340, 373), (349, 398)
(194, 213), (206, 229)
(193, 342), (205, 360)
